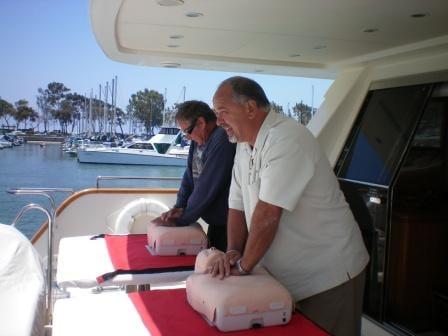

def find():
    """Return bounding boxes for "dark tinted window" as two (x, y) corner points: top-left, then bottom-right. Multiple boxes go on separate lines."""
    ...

(159, 127), (179, 135)
(129, 142), (154, 150)
(386, 88), (448, 335)
(337, 85), (432, 185)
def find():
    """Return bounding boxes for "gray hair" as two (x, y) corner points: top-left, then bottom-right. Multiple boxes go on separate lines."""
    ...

(218, 76), (270, 109)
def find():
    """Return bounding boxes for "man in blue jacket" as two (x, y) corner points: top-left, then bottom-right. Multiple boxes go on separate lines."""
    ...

(153, 100), (236, 251)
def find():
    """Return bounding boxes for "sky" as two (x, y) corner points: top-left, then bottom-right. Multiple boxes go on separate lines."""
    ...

(0, 1), (333, 121)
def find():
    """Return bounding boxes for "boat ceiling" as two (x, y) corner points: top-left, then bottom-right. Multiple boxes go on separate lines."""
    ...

(90, 0), (448, 79)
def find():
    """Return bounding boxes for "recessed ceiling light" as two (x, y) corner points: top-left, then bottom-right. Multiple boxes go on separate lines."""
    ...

(167, 44), (179, 48)
(313, 45), (326, 50)
(185, 11), (203, 18)
(363, 28), (379, 33)
(156, 0), (184, 6)
(169, 34), (184, 39)
(289, 53), (301, 58)
(410, 13), (430, 18)
(160, 62), (181, 68)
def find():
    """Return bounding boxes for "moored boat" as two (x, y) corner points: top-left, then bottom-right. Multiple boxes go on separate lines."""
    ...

(77, 127), (187, 166)
(77, 140), (186, 166)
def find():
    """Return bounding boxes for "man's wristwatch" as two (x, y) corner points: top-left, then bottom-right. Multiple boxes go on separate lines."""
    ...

(235, 258), (251, 275)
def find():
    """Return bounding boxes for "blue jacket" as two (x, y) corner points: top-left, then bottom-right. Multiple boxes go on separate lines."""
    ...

(175, 126), (236, 227)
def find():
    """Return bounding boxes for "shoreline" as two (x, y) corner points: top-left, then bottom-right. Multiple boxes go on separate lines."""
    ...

(23, 135), (66, 143)
(26, 141), (61, 145)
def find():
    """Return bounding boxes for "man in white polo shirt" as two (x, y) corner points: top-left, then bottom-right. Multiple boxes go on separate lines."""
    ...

(211, 76), (369, 336)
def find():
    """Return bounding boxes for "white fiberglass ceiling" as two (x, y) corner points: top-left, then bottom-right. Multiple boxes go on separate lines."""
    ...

(91, 0), (448, 78)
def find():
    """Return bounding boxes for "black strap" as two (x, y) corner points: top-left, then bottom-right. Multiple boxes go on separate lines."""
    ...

(97, 265), (194, 283)
(90, 233), (106, 240)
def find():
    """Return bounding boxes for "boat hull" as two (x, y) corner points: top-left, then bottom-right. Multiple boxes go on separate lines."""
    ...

(77, 149), (187, 166)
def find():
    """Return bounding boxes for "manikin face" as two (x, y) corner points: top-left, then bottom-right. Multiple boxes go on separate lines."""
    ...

(213, 85), (248, 143)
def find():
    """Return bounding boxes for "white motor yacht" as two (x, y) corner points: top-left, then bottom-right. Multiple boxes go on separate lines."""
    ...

(77, 127), (187, 166)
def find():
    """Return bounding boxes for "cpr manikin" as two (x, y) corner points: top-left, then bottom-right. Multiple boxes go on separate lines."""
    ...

(186, 248), (293, 332)
(147, 222), (208, 256)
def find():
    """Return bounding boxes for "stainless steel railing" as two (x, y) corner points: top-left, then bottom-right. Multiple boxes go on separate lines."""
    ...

(7, 188), (74, 210)
(7, 187), (74, 327)
(95, 175), (182, 188)
(11, 204), (53, 325)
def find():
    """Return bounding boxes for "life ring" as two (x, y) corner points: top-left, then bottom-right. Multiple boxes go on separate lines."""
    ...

(113, 198), (169, 234)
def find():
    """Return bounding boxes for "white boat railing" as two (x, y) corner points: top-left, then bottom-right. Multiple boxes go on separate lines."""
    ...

(95, 175), (182, 188)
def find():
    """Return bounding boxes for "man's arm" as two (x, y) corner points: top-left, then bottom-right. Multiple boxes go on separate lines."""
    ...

(210, 201), (282, 278)
(210, 208), (248, 278)
(238, 200), (282, 272)
(226, 208), (248, 254)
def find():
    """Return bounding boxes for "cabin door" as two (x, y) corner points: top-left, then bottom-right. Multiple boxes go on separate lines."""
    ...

(335, 82), (448, 335)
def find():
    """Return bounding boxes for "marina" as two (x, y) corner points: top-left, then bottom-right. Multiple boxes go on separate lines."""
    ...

(0, 143), (184, 238)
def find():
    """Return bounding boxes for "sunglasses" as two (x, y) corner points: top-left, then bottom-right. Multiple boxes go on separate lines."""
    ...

(183, 119), (197, 135)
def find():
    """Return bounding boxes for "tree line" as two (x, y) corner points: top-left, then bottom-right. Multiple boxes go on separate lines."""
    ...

(1, 82), (314, 135)
(271, 101), (316, 125)
(0, 82), (166, 135)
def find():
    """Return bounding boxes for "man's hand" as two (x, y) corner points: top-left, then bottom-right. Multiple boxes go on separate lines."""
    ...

(161, 207), (183, 222)
(209, 249), (241, 279)
(151, 215), (176, 227)
(151, 208), (184, 226)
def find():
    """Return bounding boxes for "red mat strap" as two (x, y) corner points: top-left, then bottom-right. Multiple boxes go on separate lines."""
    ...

(129, 289), (331, 336)
(105, 234), (196, 270)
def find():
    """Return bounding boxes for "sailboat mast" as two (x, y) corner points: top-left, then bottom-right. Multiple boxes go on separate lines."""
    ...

(99, 84), (102, 134)
(163, 88), (167, 126)
(82, 95), (87, 135)
(105, 82), (109, 135)
(113, 76), (117, 136)
(88, 90), (93, 137)
(111, 78), (114, 135)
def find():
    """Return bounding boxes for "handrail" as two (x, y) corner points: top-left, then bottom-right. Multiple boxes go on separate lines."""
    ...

(96, 175), (182, 188)
(7, 188), (75, 213)
(8, 187), (74, 193)
(7, 187), (74, 328)
(11, 203), (54, 326)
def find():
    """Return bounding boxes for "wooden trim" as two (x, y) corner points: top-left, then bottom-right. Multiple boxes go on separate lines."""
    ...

(31, 188), (178, 244)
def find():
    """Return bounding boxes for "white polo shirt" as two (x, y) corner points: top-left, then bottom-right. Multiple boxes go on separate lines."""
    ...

(229, 111), (369, 301)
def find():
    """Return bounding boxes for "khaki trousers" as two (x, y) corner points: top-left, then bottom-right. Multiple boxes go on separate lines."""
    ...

(297, 268), (366, 336)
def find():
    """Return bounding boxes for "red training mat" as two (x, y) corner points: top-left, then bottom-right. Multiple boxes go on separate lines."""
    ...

(129, 288), (330, 336)
(105, 234), (196, 270)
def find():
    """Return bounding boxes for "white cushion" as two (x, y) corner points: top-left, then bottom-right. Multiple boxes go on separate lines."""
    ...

(0, 224), (45, 336)
(56, 235), (192, 289)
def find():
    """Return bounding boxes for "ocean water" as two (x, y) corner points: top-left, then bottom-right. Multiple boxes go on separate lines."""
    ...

(0, 143), (184, 238)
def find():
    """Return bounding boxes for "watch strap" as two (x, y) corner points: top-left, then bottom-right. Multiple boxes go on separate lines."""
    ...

(235, 258), (250, 275)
